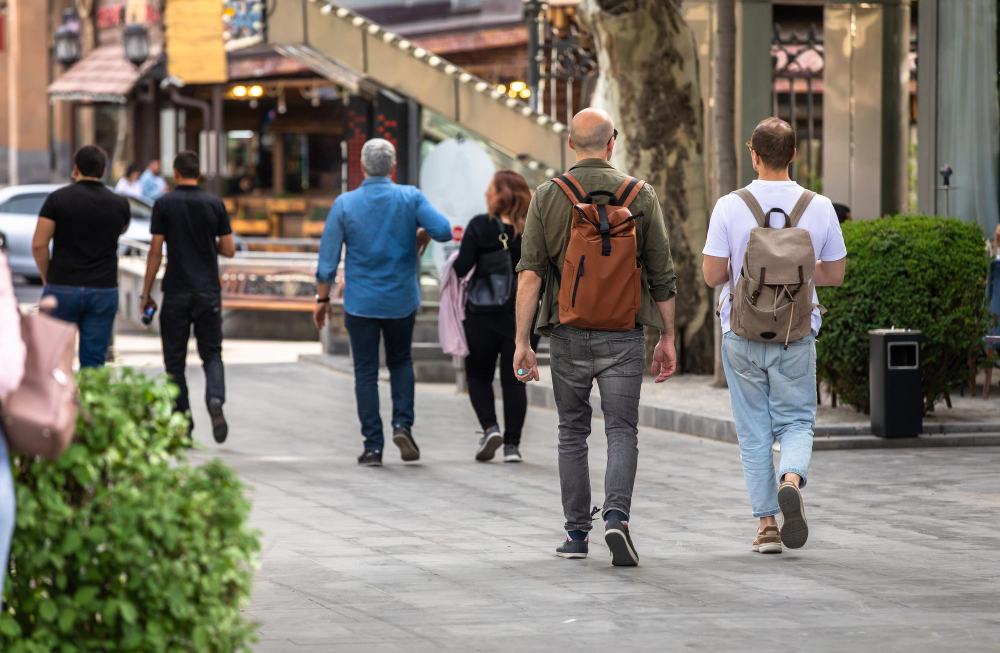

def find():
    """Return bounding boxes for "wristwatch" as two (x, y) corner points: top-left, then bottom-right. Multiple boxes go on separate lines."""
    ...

(315, 295), (331, 304)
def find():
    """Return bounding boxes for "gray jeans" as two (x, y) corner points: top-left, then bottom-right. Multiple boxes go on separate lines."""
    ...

(549, 325), (644, 532)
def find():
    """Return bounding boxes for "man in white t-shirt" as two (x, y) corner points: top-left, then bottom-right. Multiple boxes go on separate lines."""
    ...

(703, 117), (847, 554)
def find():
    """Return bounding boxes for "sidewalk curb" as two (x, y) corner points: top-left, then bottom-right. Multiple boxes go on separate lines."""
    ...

(300, 354), (1000, 450)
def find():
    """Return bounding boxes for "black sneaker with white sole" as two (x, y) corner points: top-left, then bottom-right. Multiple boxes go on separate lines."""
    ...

(556, 536), (589, 559)
(503, 444), (522, 463)
(604, 516), (639, 567)
(357, 449), (383, 466)
(207, 398), (228, 444)
(475, 425), (503, 462)
(778, 482), (809, 549)
(392, 426), (420, 462)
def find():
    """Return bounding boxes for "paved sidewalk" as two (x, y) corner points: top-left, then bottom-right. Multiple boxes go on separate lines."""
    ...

(305, 353), (1000, 448)
(179, 361), (1000, 652)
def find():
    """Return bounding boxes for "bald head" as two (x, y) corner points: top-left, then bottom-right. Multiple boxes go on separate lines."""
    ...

(570, 108), (615, 158)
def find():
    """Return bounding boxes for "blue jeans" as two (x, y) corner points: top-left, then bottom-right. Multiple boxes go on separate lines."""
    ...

(0, 432), (14, 602)
(42, 285), (119, 368)
(721, 331), (816, 518)
(344, 312), (416, 451)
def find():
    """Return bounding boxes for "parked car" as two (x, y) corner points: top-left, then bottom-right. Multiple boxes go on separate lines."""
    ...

(0, 184), (152, 282)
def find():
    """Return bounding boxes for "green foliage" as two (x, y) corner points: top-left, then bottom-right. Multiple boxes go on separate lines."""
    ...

(1, 368), (260, 652)
(817, 215), (990, 412)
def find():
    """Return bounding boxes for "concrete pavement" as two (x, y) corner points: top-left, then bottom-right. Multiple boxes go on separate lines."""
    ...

(171, 358), (1000, 653)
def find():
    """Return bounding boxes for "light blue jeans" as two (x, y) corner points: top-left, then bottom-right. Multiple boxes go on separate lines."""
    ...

(721, 331), (816, 517)
(0, 432), (14, 600)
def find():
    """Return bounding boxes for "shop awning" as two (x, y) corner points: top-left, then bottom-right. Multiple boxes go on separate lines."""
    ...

(273, 45), (361, 94)
(48, 44), (163, 104)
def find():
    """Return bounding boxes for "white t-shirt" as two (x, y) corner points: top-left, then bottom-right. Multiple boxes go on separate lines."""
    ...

(703, 180), (847, 334)
(114, 178), (145, 201)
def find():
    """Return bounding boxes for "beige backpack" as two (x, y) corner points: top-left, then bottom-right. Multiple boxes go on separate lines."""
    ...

(728, 189), (817, 347)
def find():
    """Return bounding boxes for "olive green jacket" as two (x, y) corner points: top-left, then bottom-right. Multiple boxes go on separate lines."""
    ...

(515, 158), (678, 335)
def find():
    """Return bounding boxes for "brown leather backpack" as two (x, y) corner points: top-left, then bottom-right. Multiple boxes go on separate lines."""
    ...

(552, 173), (646, 331)
(2, 310), (78, 460)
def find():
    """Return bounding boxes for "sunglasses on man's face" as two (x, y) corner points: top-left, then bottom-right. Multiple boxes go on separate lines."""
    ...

(608, 128), (619, 144)
(745, 139), (754, 152)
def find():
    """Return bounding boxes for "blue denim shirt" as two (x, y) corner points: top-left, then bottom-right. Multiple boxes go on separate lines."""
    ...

(139, 170), (166, 202)
(316, 177), (452, 319)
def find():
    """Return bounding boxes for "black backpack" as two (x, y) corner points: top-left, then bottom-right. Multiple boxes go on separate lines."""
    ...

(466, 217), (514, 312)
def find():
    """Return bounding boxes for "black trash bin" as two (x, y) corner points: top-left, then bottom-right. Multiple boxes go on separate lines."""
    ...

(869, 329), (923, 438)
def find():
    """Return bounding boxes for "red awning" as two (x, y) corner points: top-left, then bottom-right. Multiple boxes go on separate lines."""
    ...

(48, 44), (162, 104)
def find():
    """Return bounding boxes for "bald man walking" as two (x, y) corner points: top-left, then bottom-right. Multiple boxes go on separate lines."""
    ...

(514, 109), (678, 566)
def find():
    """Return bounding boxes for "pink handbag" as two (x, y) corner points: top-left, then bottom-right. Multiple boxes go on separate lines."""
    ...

(1, 311), (78, 460)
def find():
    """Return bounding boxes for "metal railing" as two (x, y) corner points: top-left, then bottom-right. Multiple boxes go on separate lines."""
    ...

(119, 237), (320, 263)
(524, 0), (598, 126)
(772, 25), (824, 189)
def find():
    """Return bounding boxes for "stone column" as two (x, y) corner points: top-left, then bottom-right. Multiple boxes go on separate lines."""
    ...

(7, 0), (53, 183)
(822, 1), (911, 220)
(919, 0), (999, 233)
(917, 0), (939, 216)
(0, 16), (10, 184)
(737, 0), (773, 186)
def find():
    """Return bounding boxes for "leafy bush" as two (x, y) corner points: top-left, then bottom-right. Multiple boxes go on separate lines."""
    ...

(1, 368), (260, 652)
(817, 215), (990, 412)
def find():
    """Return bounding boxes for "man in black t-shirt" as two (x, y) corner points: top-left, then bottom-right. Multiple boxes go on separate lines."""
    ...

(33, 145), (131, 368)
(140, 151), (236, 443)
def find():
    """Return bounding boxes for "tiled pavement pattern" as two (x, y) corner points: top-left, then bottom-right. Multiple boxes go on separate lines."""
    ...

(182, 362), (1000, 653)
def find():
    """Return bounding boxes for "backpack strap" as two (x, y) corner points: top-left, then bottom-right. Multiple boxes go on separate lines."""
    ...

(787, 190), (816, 228)
(733, 189), (768, 228)
(596, 204), (612, 256)
(613, 176), (646, 209)
(552, 173), (587, 205)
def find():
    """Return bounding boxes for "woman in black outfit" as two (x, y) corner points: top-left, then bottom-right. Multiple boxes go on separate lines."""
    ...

(453, 170), (535, 463)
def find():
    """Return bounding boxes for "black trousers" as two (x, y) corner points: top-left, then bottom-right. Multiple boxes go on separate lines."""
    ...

(160, 290), (226, 415)
(463, 312), (536, 446)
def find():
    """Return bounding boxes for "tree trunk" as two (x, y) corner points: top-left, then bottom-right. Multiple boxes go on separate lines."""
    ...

(582, 0), (713, 373)
(712, 0), (737, 387)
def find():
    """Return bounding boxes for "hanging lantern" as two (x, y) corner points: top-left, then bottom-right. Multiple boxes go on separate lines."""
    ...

(54, 23), (82, 67)
(123, 23), (151, 68)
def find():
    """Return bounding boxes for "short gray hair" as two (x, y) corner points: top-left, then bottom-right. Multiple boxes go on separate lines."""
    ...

(361, 138), (396, 177)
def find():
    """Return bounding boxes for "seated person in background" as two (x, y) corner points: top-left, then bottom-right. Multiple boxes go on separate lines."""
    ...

(833, 203), (851, 224)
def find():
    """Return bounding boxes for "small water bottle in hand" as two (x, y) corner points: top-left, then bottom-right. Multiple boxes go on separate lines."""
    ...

(141, 304), (157, 326)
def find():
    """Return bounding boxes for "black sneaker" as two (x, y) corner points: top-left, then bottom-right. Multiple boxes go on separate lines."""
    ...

(503, 444), (522, 463)
(207, 398), (228, 444)
(475, 425), (503, 462)
(184, 417), (195, 448)
(778, 481), (809, 549)
(392, 426), (420, 462)
(556, 536), (589, 559)
(604, 515), (639, 567)
(357, 449), (383, 466)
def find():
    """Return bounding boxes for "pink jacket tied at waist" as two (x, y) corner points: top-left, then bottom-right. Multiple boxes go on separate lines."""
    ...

(438, 251), (474, 357)
(0, 251), (25, 401)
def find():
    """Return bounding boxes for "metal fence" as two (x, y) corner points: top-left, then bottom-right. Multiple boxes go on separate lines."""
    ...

(525, 0), (598, 126)
(772, 25), (824, 190)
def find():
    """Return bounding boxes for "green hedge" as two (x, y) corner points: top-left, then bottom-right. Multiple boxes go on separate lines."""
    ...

(817, 215), (990, 412)
(1, 368), (260, 652)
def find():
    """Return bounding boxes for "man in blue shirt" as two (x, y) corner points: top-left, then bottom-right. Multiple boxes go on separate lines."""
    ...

(314, 139), (452, 466)
(139, 160), (168, 202)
